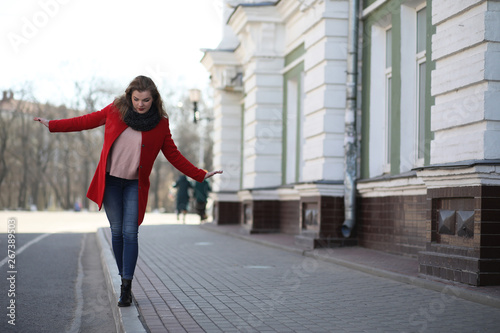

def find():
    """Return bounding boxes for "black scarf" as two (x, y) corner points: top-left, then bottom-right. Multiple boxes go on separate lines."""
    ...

(123, 105), (161, 132)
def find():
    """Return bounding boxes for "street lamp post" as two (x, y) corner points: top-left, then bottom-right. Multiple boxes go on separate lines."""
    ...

(189, 88), (201, 124)
(189, 88), (204, 167)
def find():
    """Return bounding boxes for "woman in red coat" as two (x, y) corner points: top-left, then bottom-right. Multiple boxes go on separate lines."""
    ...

(34, 75), (222, 307)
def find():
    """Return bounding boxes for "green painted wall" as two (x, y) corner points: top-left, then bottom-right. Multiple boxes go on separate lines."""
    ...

(282, 62), (304, 185)
(424, 0), (435, 166)
(240, 103), (245, 189)
(285, 43), (305, 67)
(360, 0), (435, 178)
(364, 0), (380, 9)
(360, 17), (372, 179)
(282, 43), (305, 185)
(390, 5), (402, 175)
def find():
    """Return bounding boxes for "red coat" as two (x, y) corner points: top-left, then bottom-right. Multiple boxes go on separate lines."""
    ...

(49, 103), (206, 225)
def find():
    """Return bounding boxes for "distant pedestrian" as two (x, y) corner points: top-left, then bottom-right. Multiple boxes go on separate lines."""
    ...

(193, 178), (211, 221)
(173, 174), (192, 223)
(34, 75), (222, 308)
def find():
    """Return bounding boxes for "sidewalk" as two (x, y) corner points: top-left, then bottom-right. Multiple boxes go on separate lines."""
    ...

(199, 223), (500, 304)
(97, 222), (500, 333)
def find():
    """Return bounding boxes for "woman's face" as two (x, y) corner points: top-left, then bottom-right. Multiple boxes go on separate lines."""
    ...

(131, 90), (153, 114)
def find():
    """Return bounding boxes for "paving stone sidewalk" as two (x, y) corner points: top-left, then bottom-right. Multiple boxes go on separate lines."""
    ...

(100, 224), (500, 333)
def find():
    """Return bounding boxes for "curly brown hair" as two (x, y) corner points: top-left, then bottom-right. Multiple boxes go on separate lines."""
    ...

(113, 75), (168, 119)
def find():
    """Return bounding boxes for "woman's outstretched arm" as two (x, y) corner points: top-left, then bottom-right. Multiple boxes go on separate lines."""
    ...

(33, 117), (49, 128)
(204, 170), (223, 180)
(33, 104), (112, 133)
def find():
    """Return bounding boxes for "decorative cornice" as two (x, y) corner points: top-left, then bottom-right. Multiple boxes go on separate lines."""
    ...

(294, 183), (344, 197)
(362, 0), (389, 19)
(276, 0), (301, 22)
(201, 50), (240, 71)
(228, 4), (281, 36)
(237, 182), (345, 201)
(201, 50), (243, 90)
(211, 191), (240, 202)
(357, 175), (427, 197)
(277, 187), (300, 201)
(417, 164), (500, 189)
(238, 189), (280, 201)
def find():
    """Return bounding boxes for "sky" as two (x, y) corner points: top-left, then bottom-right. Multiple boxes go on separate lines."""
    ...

(0, 0), (223, 107)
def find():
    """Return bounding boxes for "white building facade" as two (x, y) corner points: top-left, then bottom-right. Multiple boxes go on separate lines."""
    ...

(202, 0), (500, 286)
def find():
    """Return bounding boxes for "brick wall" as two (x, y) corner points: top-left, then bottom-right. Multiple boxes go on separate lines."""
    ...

(280, 200), (300, 235)
(358, 195), (427, 257)
(241, 200), (281, 234)
(419, 185), (500, 286)
(213, 201), (240, 225)
(319, 196), (345, 239)
(480, 186), (500, 285)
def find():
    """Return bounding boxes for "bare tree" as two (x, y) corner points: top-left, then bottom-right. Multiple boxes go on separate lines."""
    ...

(0, 92), (16, 190)
(30, 103), (56, 209)
(12, 95), (34, 210)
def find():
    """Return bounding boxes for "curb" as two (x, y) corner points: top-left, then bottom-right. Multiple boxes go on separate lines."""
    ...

(199, 224), (500, 309)
(96, 228), (147, 333)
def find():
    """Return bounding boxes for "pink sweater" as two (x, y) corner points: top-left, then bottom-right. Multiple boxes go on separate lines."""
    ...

(106, 127), (141, 179)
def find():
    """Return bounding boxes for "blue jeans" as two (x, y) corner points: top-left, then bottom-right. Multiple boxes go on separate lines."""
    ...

(103, 174), (139, 280)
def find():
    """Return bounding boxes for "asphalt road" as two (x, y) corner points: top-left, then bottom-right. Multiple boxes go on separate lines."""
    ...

(0, 210), (200, 333)
(0, 231), (115, 333)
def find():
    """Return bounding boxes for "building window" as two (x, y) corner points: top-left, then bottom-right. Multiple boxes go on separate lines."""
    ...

(284, 68), (304, 184)
(416, 7), (427, 162)
(364, 1), (431, 178)
(282, 43), (305, 185)
(367, 14), (393, 178)
(240, 103), (245, 189)
(385, 27), (393, 171)
(400, 2), (429, 172)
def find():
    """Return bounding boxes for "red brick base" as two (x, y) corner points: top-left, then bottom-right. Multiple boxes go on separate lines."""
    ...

(418, 186), (500, 286)
(357, 195), (427, 257)
(213, 201), (240, 225)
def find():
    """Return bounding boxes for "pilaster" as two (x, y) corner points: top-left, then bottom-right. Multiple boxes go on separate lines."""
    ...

(201, 51), (243, 194)
(302, 0), (349, 181)
(430, 0), (500, 164)
(229, 5), (286, 189)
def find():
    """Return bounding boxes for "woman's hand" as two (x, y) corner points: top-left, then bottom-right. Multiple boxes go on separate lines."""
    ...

(204, 170), (223, 180)
(33, 117), (50, 128)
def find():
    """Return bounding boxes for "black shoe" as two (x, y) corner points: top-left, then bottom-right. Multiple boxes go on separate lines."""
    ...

(118, 278), (132, 307)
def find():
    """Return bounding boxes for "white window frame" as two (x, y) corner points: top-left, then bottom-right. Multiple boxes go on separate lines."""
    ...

(298, 71), (305, 182)
(384, 72), (392, 172)
(415, 55), (426, 165)
(414, 4), (427, 167)
(285, 76), (299, 184)
(368, 15), (392, 178)
(400, 1), (427, 173)
(384, 26), (393, 174)
(284, 67), (305, 185)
